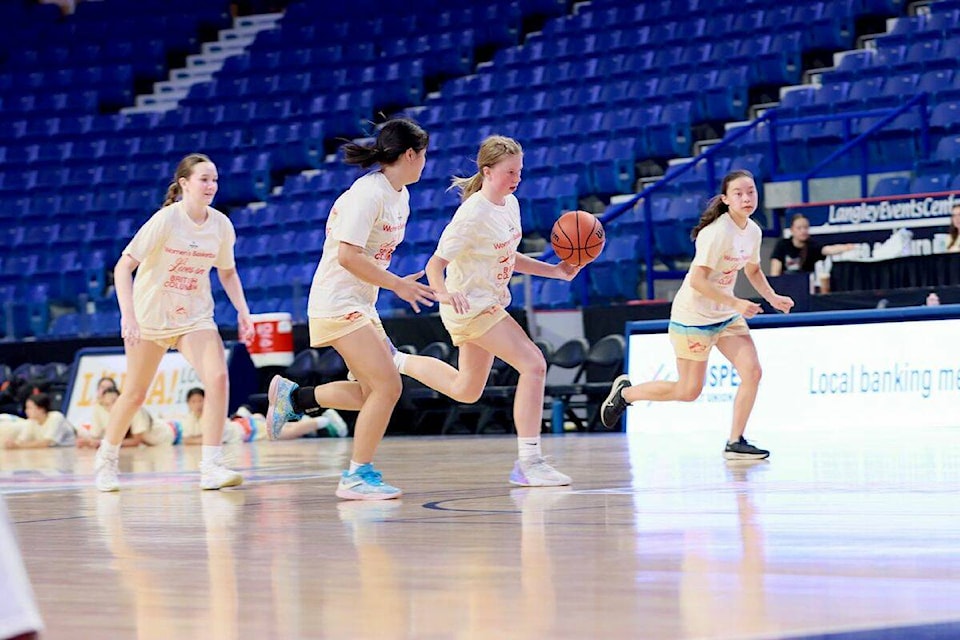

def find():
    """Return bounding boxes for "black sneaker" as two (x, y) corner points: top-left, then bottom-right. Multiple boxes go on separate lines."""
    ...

(723, 436), (770, 460)
(600, 375), (632, 429)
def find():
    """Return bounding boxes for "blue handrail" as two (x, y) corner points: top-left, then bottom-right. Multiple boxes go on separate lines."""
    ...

(795, 93), (930, 201)
(574, 93), (931, 300)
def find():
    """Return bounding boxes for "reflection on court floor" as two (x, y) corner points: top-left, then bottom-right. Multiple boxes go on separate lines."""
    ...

(4, 430), (960, 639)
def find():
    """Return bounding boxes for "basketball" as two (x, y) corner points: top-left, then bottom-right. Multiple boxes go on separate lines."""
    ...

(551, 210), (605, 267)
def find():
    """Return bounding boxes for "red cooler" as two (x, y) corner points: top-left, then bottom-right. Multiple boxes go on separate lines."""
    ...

(244, 312), (294, 368)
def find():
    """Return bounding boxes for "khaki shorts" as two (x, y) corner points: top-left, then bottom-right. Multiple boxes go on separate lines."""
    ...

(668, 316), (750, 362)
(442, 305), (509, 346)
(309, 311), (387, 348)
(140, 319), (218, 351)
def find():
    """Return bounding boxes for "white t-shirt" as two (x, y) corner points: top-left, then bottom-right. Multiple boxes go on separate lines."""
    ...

(307, 172), (409, 319)
(15, 411), (75, 447)
(123, 202), (236, 336)
(671, 213), (762, 326)
(435, 192), (523, 321)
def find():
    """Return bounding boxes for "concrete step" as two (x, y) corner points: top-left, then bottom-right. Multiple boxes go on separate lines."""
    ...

(135, 91), (186, 108)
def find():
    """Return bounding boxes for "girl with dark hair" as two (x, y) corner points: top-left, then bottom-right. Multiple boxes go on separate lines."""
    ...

(770, 214), (855, 293)
(3, 393), (75, 449)
(94, 153), (254, 491)
(600, 171), (794, 459)
(266, 118), (436, 500)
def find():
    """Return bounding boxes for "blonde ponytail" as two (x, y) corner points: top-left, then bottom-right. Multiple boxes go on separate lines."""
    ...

(450, 172), (485, 202)
(450, 135), (523, 203)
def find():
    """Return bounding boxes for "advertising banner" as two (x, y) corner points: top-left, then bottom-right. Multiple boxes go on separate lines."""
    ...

(625, 309), (960, 432)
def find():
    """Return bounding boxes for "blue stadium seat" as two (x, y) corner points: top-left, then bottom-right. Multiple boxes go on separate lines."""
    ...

(870, 176), (911, 197)
(535, 278), (575, 310)
(910, 172), (952, 194)
(49, 312), (81, 337)
(930, 101), (960, 136)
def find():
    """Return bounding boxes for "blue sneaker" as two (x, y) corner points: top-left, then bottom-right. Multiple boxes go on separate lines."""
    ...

(335, 463), (403, 500)
(266, 375), (302, 440)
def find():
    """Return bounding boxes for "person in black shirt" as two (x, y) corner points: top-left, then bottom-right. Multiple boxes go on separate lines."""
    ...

(770, 214), (855, 292)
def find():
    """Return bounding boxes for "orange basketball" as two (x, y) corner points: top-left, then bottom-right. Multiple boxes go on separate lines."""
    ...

(551, 210), (605, 267)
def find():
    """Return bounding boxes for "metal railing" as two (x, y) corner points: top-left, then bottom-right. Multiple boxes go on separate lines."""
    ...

(582, 93), (930, 300)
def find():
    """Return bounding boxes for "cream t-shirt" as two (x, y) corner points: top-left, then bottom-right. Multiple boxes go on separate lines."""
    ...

(671, 213), (762, 326)
(89, 404), (171, 445)
(15, 411), (75, 447)
(123, 202), (236, 336)
(307, 172), (409, 319)
(178, 413), (238, 444)
(435, 192), (522, 322)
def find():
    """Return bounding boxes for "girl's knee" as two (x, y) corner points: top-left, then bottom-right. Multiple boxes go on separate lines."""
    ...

(204, 369), (230, 394)
(739, 362), (762, 386)
(456, 379), (486, 404)
(677, 384), (703, 402)
(124, 388), (149, 406)
(375, 372), (403, 402)
(519, 350), (547, 381)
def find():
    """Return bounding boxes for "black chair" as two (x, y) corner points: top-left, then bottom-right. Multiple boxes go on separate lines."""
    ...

(396, 341), (455, 434)
(575, 334), (627, 431)
(542, 337), (590, 430)
(313, 347), (348, 385)
(472, 339), (554, 434)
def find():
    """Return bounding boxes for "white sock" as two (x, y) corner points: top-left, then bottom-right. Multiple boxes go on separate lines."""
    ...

(201, 445), (222, 466)
(349, 460), (366, 474)
(99, 441), (120, 458)
(393, 351), (409, 374)
(518, 437), (541, 461)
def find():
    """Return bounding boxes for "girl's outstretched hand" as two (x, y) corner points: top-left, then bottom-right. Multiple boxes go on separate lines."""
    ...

(396, 270), (437, 314)
(437, 290), (470, 314)
(769, 294), (795, 314)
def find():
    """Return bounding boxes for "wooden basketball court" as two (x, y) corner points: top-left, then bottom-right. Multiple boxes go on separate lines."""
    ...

(4, 427), (960, 639)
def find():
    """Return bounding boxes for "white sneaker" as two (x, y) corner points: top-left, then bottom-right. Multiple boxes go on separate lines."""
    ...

(94, 449), (120, 492)
(509, 456), (572, 487)
(200, 461), (244, 490)
(322, 408), (349, 437)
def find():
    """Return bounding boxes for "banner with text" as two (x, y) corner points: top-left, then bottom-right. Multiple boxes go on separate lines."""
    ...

(793, 192), (958, 234)
(626, 318), (960, 433)
(64, 350), (212, 428)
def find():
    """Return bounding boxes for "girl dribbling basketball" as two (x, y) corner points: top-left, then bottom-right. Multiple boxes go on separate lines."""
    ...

(399, 135), (580, 486)
(600, 170), (794, 459)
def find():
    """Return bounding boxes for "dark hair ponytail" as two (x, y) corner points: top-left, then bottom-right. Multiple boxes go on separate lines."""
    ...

(342, 117), (429, 169)
(690, 169), (754, 240)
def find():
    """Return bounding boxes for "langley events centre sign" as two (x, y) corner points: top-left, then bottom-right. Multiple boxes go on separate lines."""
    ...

(793, 192), (959, 235)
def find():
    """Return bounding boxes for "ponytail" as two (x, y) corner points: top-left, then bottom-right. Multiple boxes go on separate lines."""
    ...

(343, 118), (429, 169)
(690, 169), (754, 240)
(163, 181), (181, 207)
(451, 135), (523, 203)
(162, 153), (212, 207)
(450, 173), (485, 202)
(690, 195), (729, 241)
